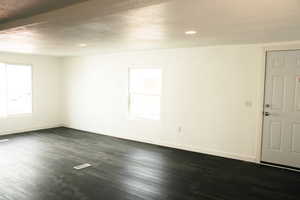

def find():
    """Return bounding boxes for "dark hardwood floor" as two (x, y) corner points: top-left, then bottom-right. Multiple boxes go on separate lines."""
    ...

(0, 127), (300, 200)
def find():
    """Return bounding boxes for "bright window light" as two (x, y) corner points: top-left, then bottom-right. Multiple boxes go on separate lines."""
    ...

(129, 68), (161, 120)
(0, 63), (32, 117)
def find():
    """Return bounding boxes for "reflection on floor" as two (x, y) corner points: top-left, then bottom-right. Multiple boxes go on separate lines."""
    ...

(0, 127), (300, 200)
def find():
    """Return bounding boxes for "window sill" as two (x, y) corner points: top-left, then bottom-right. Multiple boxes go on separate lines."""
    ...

(128, 115), (160, 121)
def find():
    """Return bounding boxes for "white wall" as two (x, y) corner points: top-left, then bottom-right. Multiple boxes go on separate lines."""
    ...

(0, 52), (62, 135)
(61, 45), (265, 162)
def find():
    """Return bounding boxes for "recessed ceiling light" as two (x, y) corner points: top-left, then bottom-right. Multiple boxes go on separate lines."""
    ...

(78, 43), (87, 47)
(185, 31), (197, 35)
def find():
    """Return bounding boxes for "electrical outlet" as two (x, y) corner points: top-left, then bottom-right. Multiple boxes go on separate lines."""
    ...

(245, 101), (253, 107)
(178, 126), (182, 133)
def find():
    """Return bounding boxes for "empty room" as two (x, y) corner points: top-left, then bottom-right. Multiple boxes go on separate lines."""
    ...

(1, 0), (300, 199)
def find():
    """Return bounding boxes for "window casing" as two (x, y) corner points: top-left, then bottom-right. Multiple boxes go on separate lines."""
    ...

(128, 68), (161, 120)
(0, 63), (32, 118)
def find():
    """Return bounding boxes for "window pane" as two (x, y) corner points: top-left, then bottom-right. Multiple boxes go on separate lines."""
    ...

(6, 64), (32, 115)
(0, 63), (6, 117)
(129, 68), (161, 95)
(130, 94), (160, 120)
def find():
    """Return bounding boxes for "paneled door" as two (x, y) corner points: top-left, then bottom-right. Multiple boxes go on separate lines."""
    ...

(262, 50), (300, 168)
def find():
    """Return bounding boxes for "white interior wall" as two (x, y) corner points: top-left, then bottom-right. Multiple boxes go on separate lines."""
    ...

(1, 43), (297, 162)
(61, 45), (266, 162)
(0, 52), (62, 135)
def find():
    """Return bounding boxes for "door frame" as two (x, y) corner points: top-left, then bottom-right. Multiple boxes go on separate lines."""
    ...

(257, 47), (300, 165)
(256, 48), (268, 163)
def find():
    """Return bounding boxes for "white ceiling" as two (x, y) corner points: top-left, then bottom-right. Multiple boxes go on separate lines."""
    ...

(0, 0), (87, 23)
(0, 0), (300, 56)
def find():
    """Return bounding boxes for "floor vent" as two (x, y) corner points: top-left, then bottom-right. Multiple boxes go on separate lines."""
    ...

(0, 139), (9, 143)
(73, 163), (91, 170)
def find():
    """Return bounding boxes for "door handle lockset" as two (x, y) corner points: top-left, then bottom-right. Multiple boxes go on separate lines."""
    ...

(264, 112), (271, 116)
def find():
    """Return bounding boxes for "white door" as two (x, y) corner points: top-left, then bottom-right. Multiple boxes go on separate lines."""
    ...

(262, 50), (300, 168)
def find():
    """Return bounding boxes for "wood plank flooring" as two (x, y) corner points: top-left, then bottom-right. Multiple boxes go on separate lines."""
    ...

(0, 127), (300, 200)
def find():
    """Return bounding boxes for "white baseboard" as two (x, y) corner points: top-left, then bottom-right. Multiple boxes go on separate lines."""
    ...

(130, 137), (256, 163)
(0, 124), (64, 136)
(62, 124), (257, 163)
(171, 143), (257, 163)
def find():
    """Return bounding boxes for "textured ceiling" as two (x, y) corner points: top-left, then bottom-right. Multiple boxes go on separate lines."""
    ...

(0, 0), (88, 23)
(0, 0), (300, 56)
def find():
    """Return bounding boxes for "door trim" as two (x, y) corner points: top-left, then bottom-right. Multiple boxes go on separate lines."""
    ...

(258, 49), (268, 163)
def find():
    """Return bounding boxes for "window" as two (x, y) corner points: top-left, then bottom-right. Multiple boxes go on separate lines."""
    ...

(128, 68), (161, 120)
(0, 63), (32, 117)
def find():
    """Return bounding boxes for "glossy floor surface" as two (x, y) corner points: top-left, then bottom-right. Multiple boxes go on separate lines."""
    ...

(0, 127), (300, 200)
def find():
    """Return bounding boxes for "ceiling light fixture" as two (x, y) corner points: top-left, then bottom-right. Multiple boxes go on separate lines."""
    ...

(78, 43), (87, 47)
(185, 30), (197, 35)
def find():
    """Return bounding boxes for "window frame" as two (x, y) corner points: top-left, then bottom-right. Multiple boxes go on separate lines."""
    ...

(0, 62), (33, 119)
(128, 67), (162, 121)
